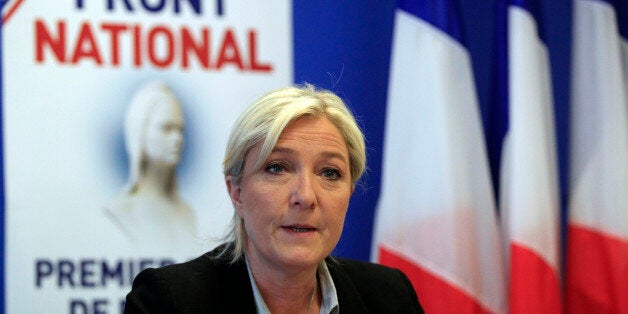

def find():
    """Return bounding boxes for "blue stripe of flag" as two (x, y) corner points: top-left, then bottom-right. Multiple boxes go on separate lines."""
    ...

(611, 0), (628, 39)
(511, 0), (546, 42)
(397, 0), (463, 43)
(510, 0), (542, 28)
(487, 0), (510, 200)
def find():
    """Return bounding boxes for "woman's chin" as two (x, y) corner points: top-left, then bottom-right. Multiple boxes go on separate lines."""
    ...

(272, 246), (326, 270)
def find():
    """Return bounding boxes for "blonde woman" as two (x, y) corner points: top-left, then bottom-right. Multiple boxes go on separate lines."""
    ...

(125, 85), (422, 313)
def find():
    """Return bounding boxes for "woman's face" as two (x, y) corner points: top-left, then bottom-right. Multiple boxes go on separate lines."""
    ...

(228, 116), (353, 272)
(144, 98), (184, 167)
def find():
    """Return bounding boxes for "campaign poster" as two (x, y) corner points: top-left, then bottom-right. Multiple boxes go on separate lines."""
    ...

(2, 0), (292, 312)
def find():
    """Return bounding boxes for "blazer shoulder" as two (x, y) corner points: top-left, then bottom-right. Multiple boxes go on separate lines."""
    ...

(125, 253), (215, 313)
(331, 257), (411, 288)
(332, 258), (399, 278)
(328, 258), (424, 314)
(152, 252), (215, 282)
(125, 245), (257, 314)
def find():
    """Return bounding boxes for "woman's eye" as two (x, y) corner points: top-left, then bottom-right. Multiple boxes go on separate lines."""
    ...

(265, 163), (285, 174)
(321, 168), (341, 180)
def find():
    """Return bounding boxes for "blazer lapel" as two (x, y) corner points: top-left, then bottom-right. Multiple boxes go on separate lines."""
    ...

(326, 259), (370, 314)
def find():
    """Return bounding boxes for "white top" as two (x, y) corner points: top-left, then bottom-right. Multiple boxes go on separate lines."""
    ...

(245, 258), (339, 314)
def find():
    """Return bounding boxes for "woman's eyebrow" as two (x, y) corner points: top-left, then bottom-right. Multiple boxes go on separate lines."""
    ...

(271, 146), (348, 164)
(270, 146), (295, 155)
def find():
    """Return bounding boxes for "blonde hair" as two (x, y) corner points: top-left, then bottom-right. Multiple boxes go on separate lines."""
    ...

(222, 84), (366, 262)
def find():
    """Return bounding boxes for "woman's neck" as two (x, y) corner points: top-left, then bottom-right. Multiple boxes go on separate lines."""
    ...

(247, 255), (321, 314)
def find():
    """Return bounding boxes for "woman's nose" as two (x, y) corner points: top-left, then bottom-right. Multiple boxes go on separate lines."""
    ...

(290, 172), (316, 210)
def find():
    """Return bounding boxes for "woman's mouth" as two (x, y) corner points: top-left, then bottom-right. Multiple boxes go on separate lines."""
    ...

(283, 225), (316, 233)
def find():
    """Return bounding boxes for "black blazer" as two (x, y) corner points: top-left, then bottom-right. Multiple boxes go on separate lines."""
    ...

(125, 244), (424, 313)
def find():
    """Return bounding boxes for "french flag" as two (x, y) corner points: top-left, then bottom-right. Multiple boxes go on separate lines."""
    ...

(567, 0), (628, 313)
(372, 0), (507, 312)
(490, 0), (562, 313)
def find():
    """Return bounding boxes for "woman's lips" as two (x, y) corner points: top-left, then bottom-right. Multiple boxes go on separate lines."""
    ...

(282, 225), (316, 233)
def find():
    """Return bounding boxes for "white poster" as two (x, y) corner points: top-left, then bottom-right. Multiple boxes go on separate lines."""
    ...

(2, 0), (292, 312)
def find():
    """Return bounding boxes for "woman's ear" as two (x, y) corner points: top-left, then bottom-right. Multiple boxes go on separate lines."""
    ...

(226, 176), (244, 216)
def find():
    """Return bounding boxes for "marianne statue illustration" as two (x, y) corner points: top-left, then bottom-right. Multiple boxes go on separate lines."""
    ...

(105, 80), (197, 252)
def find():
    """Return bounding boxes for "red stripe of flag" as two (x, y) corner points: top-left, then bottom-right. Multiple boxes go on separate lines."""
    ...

(509, 243), (561, 313)
(379, 246), (493, 314)
(566, 225), (628, 314)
